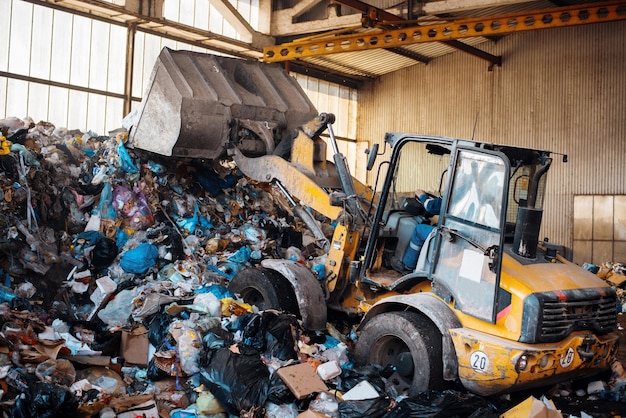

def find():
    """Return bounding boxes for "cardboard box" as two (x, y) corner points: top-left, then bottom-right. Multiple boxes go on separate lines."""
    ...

(120, 325), (150, 366)
(500, 396), (563, 418)
(276, 363), (328, 400)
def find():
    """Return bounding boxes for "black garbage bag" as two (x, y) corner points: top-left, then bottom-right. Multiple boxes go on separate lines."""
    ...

(267, 373), (297, 405)
(239, 313), (265, 352)
(382, 390), (491, 418)
(192, 168), (236, 195)
(230, 311), (301, 361)
(203, 326), (233, 351)
(10, 382), (78, 418)
(90, 237), (118, 270)
(91, 329), (121, 356)
(199, 345), (270, 415)
(339, 397), (393, 418)
(263, 311), (300, 360)
(145, 312), (172, 347)
(146, 356), (173, 381)
(336, 365), (387, 394)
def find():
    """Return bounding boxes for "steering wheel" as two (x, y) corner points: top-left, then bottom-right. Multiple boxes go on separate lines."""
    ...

(403, 196), (427, 217)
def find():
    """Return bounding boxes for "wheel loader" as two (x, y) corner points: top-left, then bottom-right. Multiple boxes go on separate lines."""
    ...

(128, 47), (619, 396)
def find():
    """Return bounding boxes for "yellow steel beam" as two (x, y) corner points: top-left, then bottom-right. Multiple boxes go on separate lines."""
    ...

(263, 1), (626, 62)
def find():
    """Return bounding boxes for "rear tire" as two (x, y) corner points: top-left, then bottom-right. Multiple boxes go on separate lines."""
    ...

(355, 311), (443, 395)
(228, 267), (299, 315)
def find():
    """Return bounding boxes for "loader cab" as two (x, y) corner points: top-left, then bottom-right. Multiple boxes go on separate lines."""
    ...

(362, 133), (552, 323)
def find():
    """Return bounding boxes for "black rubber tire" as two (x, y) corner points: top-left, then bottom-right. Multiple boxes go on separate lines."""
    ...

(355, 311), (443, 395)
(228, 267), (299, 315)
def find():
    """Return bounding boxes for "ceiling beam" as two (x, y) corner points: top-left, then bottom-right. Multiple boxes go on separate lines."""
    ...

(208, 0), (274, 48)
(334, 0), (499, 66)
(263, 1), (626, 62)
(387, 47), (431, 64)
(441, 39), (501, 69)
(272, 5), (362, 36)
(423, 0), (537, 15)
(332, 0), (405, 24)
(286, 61), (370, 88)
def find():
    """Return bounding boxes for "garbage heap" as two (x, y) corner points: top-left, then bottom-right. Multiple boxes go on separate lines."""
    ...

(0, 117), (501, 418)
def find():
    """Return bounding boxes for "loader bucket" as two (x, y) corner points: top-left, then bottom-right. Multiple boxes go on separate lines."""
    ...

(128, 47), (318, 159)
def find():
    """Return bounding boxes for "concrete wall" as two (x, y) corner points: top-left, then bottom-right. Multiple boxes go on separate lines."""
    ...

(357, 21), (626, 261)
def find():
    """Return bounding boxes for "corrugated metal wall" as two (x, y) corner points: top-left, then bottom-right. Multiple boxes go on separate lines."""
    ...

(357, 22), (626, 259)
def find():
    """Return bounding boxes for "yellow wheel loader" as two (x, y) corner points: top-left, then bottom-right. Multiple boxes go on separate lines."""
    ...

(129, 47), (618, 396)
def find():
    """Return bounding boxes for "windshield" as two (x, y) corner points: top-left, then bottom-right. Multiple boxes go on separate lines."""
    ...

(448, 152), (506, 230)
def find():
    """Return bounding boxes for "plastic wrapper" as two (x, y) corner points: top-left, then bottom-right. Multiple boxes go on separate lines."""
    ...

(309, 391), (339, 417)
(35, 359), (76, 386)
(177, 326), (203, 375)
(199, 345), (270, 415)
(112, 185), (154, 230)
(75, 367), (126, 396)
(195, 390), (227, 415)
(264, 402), (298, 417)
(97, 288), (140, 327)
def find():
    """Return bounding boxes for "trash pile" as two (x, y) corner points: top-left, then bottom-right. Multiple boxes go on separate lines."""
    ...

(0, 116), (504, 418)
(1, 115), (625, 418)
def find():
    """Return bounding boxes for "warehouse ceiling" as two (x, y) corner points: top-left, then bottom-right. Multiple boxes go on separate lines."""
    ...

(30, 0), (626, 87)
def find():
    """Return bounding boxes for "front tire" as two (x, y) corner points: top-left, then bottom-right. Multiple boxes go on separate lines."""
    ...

(355, 311), (443, 395)
(228, 267), (299, 315)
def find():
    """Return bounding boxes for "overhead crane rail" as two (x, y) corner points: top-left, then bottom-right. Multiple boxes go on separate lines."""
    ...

(263, 1), (626, 62)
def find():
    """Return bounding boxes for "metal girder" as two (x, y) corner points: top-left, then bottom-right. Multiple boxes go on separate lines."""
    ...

(286, 61), (371, 88)
(441, 40), (501, 69)
(208, 0), (274, 48)
(332, 0), (405, 25)
(387, 47), (431, 64)
(263, 1), (626, 62)
(334, 0), (497, 66)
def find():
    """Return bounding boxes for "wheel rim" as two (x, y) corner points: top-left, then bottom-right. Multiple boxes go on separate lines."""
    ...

(369, 335), (415, 387)
(239, 288), (268, 310)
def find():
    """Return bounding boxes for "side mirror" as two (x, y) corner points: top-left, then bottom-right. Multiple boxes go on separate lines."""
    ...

(366, 143), (379, 171)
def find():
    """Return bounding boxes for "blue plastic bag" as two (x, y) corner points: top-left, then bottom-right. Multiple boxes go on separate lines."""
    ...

(96, 182), (117, 220)
(117, 141), (138, 173)
(119, 243), (159, 274)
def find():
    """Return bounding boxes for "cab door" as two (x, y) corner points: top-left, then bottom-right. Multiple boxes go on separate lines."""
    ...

(431, 147), (509, 323)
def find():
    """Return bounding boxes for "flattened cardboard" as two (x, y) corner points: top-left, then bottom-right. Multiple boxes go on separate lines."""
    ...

(276, 363), (328, 400)
(120, 325), (149, 366)
(500, 396), (563, 418)
(607, 272), (626, 287)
